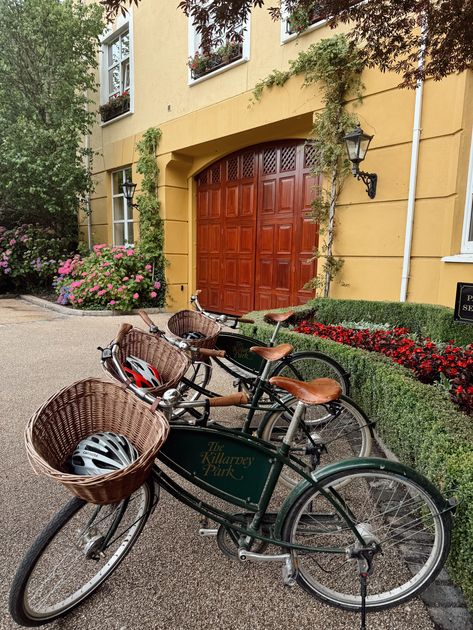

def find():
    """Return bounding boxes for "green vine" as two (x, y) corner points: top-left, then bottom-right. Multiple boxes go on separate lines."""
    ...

(135, 127), (167, 284)
(250, 34), (365, 297)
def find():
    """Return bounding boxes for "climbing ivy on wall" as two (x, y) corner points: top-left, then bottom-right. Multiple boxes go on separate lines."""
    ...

(251, 34), (364, 297)
(135, 127), (167, 281)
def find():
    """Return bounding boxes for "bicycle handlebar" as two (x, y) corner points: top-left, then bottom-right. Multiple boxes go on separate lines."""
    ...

(190, 294), (254, 327)
(113, 323), (133, 345)
(208, 392), (247, 407)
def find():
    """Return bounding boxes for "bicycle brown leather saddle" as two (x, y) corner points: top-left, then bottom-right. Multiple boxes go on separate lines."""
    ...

(250, 344), (293, 362)
(269, 376), (342, 404)
(264, 310), (295, 322)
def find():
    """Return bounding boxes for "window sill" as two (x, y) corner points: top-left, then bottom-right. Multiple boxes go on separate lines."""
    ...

(100, 109), (133, 127)
(441, 254), (473, 263)
(188, 56), (248, 86)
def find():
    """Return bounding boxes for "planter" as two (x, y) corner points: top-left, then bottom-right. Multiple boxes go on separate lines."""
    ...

(191, 43), (243, 80)
(100, 99), (130, 123)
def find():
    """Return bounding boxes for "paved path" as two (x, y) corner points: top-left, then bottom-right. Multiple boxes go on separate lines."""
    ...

(0, 298), (468, 630)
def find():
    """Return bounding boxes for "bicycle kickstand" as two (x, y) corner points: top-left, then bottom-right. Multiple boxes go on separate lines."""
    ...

(352, 547), (375, 630)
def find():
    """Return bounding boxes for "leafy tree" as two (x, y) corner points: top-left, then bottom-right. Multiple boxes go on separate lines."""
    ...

(0, 0), (105, 235)
(102, 0), (473, 87)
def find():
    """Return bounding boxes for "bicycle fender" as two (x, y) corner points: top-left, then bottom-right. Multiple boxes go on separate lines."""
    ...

(273, 457), (450, 540)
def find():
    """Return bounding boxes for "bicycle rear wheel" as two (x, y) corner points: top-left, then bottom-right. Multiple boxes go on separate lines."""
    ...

(270, 352), (350, 395)
(281, 467), (451, 611)
(9, 479), (154, 627)
(261, 395), (372, 488)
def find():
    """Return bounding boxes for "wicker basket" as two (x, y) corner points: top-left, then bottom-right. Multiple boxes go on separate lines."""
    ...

(25, 378), (169, 505)
(102, 327), (190, 397)
(166, 309), (220, 351)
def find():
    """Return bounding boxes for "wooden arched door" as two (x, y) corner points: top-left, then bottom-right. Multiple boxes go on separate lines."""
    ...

(196, 140), (319, 316)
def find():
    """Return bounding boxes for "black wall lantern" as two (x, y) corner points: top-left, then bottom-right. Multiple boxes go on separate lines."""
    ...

(343, 123), (378, 199)
(122, 177), (138, 208)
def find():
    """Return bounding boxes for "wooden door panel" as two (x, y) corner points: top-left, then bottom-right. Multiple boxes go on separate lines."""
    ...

(209, 258), (220, 284)
(240, 226), (254, 253)
(261, 180), (276, 214)
(209, 224), (221, 254)
(241, 183), (255, 216)
(225, 226), (238, 254)
(197, 190), (209, 220)
(276, 224), (293, 254)
(279, 177), (295, 214)
(225, 258), (237, 286)
(198, 224), (209, 254)
(210, 189), (221, 218)
(275, 259), (292, 292)
(259, 225), (274, 255)
(238, 258), (253, 288)
(258, 259), (273, 290)
(197, 257), (208, 284)
(226, 185), (239, 218)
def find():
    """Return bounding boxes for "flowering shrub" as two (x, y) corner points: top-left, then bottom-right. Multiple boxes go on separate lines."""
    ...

(0, 223), (75, 291)
(287, 3), (320, 34)
(294, 321), (473, 416)
(54, 244), (165, 311)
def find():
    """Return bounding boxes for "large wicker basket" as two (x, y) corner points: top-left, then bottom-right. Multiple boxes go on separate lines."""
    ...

(25, 378), (169, 505)
(102, 327), (190, 397)
(166, 309), (220, 351)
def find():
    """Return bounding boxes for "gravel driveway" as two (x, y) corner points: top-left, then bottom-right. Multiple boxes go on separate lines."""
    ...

(0, 300), (438, 630)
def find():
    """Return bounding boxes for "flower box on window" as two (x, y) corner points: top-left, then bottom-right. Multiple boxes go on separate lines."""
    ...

(188, 42), (243, 80)
(99, 92), (131, 123)
(286, 4), (323, 35)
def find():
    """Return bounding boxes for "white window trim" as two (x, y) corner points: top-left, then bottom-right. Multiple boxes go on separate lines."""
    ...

(442, 127), (473, 263)
(280, 8), (326, 44)
(99, 10), (134, 124)
(187, 18), (250, 85)
(112, 167), (134, 247)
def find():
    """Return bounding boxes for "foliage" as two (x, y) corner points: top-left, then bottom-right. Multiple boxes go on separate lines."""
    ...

(0, 0), (104, 235)
(0, 224), (76, 292)
(134, 127), (167, 280)
(54, 244), (165, 311)
(102, 0), (473, 89)
(251, 34), (364, 297)
(294, 320), (473, 416)
(241, 304), (473, 609)
(287, 2), (320, 34)
(98, 91), (130, 118)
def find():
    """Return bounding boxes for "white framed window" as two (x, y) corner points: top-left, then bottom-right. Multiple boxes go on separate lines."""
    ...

(99, 11), (134, 124)
(442, 127), (473, 263)
(112, 167), (134, 246)
(280, 4), (326, 44)
(187, 12), (250, 85)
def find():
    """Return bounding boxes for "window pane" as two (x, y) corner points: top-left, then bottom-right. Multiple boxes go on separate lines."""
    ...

(126, 221), (134, 244)
(114, 197), (125, 221)
(123, 62), (130, 91)
(469, 199), (473, 242)
(109, 66), (120, 95)
(125, 167), (132, 182)
(108, 38), (120, 66)
(112, 171), (121, 194)
(121, 33), (129, 58)
(114, 222), (124, 246)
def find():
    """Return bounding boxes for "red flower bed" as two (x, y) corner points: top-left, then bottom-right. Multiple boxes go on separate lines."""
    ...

(294, 321), (473, 416)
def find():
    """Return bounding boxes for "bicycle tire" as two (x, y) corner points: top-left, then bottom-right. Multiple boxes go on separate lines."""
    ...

(173, 359), (212, 418)
(281, 467), (451, 611)
(260, 395), (372, 489)
(9, 479), (154, 627)
(270, 352), (350, 396)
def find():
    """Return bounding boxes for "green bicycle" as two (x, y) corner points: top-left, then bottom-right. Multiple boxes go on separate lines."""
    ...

(9, 337), (455, 629)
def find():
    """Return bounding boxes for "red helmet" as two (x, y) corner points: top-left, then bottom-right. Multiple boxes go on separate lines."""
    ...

(122, 355), (163, 388)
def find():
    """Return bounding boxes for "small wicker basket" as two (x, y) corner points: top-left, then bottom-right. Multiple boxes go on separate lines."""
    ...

(25, 378), (169, 505)
(102, 327), (190, 397)
(166, 309), (220, 351)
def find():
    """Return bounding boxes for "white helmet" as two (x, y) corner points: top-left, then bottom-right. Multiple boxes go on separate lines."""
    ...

(67, 432), (139, 476)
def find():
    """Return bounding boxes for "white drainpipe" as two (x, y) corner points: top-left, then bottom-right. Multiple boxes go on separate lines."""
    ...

(400, 21), (427, 302)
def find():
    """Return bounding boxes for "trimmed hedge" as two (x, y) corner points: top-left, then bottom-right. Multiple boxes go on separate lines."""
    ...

(241, 302), (473, 609)
(282, 297), (473, 347)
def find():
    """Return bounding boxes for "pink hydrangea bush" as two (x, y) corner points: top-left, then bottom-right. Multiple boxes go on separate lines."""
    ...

(54, 244), (165, 311)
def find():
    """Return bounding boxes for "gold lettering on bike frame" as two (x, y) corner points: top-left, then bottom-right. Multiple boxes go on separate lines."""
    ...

(231, 341), (251, 360)
(200, 441), (254, 480)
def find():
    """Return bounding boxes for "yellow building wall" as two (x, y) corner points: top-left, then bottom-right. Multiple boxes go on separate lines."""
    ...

(87, 2), (473, 312)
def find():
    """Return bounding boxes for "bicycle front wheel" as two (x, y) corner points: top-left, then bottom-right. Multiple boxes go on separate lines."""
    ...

(261, 396), (372, 488)
(281, 468), (451, 611)
(271, 352), (350, 396)
(9, 479), (154, 627)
